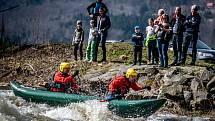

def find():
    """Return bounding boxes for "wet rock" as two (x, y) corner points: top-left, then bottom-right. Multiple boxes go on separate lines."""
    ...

(209, 87), (215, 94)
(190, 77), (210, 110)
(165, 67), (182, 78)
(158, 84), (184, 100)
(125, 93), (143, 100)
(184, 91), (193, 103)
(154, 73), (164, 82)
(192, 99), (213, 111)
(190, 78), (203, 92)
(198, 69), (215, 81)
(0, 84), (10, 90)
(143, 67), (159, 76)
(207, 76), (215, 90)
(163, 74), (187, 86)
(192, 90), (208, 102)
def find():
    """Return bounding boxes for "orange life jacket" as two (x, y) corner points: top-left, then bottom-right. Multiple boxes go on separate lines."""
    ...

(50, 71), (80, 92)
(109, 75), (142, 95)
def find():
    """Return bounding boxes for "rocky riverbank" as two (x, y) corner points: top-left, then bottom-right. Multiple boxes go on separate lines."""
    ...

(0, 43), (215, 119)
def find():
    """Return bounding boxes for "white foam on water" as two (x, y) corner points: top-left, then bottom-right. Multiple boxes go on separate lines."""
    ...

(0, 91), (26, 120)
(42, 100), (110, 121)
(1, 90), (214, 121)
(43, 106), (85, 121)
(76, 100), (110, 121)
(75, 100), (127, 121)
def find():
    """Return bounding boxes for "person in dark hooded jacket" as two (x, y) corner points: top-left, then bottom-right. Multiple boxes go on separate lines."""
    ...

(87, 0), (108, 25)
(170, 7), (186, 66)
(96, 7), (111, 62)
(178, 5), (201, 66)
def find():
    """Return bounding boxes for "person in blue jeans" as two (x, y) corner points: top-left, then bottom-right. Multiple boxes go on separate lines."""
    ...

(170, 7), (186, 66)
(96, 7), (111, 62)
(155, 14), (172, 68)
(131, 26), (144, 66)
(178, 5), (201, 66)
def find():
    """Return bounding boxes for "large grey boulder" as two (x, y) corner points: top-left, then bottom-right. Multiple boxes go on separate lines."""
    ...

(190, 77), (203, 92)
(163, 74), (187, 86)
(207, 76), (215, 90)
(143, 67), (159, 76)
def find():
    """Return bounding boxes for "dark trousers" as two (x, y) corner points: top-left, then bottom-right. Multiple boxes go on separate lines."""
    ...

(172, 33), (183, 63)
(157, 39), (169, 67)
(74, 43), (83, 60)
(155, 46), (159, 64)
(181, 32), (198, 63)
(96, 32), (108, 61)
(147, 41), (156, 64)
(133, 46), (142, 65)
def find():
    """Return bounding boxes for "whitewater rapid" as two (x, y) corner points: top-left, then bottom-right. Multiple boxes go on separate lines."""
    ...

(0, 90), (212, 121)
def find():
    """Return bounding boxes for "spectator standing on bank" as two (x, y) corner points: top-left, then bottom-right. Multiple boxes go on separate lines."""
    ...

(179, 5), (201, 66)
(170, 7), (186, 66)
(96, 7), (111, 62)
(145, 18), (157, 65)
(73, 20), (84, 61)
(131, 26), (144, 66)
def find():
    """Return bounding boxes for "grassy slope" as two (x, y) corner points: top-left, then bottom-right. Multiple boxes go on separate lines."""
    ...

(103, 42), (215, 67)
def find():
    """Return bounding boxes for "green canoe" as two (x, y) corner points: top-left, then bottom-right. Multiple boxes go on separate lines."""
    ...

(10, 80), (98, 105)
(108, 99), (166, 118)
(10, 80), (166, 118)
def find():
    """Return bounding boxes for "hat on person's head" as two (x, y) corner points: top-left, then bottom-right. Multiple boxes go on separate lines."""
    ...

(134, 26), (140, 29)
(59, 62), (71, 72)
(126, 68), (138, 78)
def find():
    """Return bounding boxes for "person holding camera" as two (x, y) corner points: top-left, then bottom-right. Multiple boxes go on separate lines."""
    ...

(179, 5), (201, 66)
(155, 14), (172, 68)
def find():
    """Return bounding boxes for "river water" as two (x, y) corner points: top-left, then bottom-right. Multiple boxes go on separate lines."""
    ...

(0, 90), (213, 121)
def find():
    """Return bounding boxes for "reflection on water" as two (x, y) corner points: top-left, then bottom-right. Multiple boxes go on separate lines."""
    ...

(0, 90), (213, 121)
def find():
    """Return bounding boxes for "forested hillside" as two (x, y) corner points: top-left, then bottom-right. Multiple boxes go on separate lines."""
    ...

(0, 0), (215, 48)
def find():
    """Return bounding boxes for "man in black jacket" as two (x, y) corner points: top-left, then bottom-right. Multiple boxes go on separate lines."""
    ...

(170, 7), (186, 66)
(179, 5), (201, 66)
(87, 0), (108, 25)
(96, 7), (111, 62)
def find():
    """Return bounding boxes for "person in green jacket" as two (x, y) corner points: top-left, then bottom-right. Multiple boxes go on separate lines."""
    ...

(145, 18), (157, 65)
(85, 20), (98, 63)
